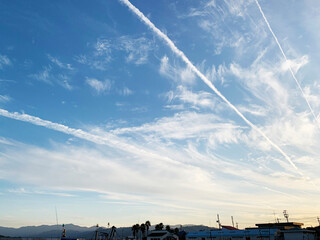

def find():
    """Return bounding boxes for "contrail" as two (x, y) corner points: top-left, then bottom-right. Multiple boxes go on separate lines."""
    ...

(255, 0), (318, 126)
(0, 108), (113, 146)
(0, 108), (182, 166)
(119, 0), (300, 172)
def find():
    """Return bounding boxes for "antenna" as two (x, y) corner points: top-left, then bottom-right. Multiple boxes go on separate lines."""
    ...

(55, 206), (60, 238)
(273, 211), (277, 223)
(283, 210), (289, 222)
(55, 206), (59, 226)
(231, 216), (234, 228)
(216, 214), (221, 229)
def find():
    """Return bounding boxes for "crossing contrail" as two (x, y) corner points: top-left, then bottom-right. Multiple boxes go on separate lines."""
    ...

(255, 0), (318, 126)
(119, 0), (300, 172)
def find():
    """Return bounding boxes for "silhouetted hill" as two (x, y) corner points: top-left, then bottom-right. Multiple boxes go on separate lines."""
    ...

(0, 224), (214, 239)
(0, 224), (96, 238)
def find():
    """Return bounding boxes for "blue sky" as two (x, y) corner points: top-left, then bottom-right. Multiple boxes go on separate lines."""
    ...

(1, 0), (320, 228)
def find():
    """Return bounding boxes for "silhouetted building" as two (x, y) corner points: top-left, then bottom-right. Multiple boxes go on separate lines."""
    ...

(147, 231), (178, 240)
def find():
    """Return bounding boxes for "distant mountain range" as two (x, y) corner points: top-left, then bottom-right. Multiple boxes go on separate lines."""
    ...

(0, 224), (96, 238)
(0, 224), (213, 238)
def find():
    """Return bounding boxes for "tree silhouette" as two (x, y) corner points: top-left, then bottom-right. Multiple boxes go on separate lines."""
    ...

(145, 221), (151, 237)
(132, 224), (140, 239)
(155, 223), (164, 231)
(140, 223), (146, 240)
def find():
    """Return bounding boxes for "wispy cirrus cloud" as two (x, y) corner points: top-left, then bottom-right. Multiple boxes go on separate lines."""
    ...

(0, 54), (11, 69)
(229, 62), (289, 110)
(47, 54), (74, 70)
(0, 125), (319, 227)
(112, 110), (243, 143)
(75, 36), (155, 70)
(118, 86), (133, 96)
(29, 54), (75, 89)
(119, 36), (154, 65)
(29, 66), (52, 84)
(0, 95), (11, 103)
(164, 85), (218, 111)
(29, 65), (74, 90)
(94, 38), (112, 57)
(160, 55), (196, 85)
(185, 0), (262, 56)
(0, 104), (320, 226)
(8, 188), (75, 197)
(281, 54), (309, 74)
(86, 78), (112, 94)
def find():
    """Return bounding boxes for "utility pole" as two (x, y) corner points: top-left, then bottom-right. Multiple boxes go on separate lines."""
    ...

(231, 216), (234, 228)
(283, 210), (289, 222)
(216, 214), (221, 229)
(95, 224), (99, 240)
(317, 217), (320, 226)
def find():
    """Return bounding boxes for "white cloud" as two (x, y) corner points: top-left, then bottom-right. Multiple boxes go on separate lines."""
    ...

(131, 106), (147, 112)
(112, 111), (242, 143)
(303, 83), (320, 111)
(237, 104), (267, 117)
(119, 36), (154, 65)
(8, 188), (75, 197)
(29, 65), (74, 89)
(75, 39), (112, 71)
(159, 55), (196, 85)
(0, 54), (11, 69)
(118, 87), (133, 96)
(86, 78), (112, 94)
(229, 62), (289, 111)
(94, 38), (112, 57)
(29, 66), (52, 84)
(223, 0), (253, 18)
(74, 54), (87, 64)
(167, 85), (218, 111)
(47, 54), (74, 70)
(255, 0), (318, 125)
(76, 35), (154, 71)
(247, 113), (319, 154)
(57, 74), (73, 90)
(1, 101), (320, 226)
(0, 95), (11, 103)
(281, 55), (309, 74)
(0, 133), (318, 227)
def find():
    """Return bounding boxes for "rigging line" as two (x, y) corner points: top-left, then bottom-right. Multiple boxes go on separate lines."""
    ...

(255, 0), (319, 127)
(119, 0), (301, 174)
